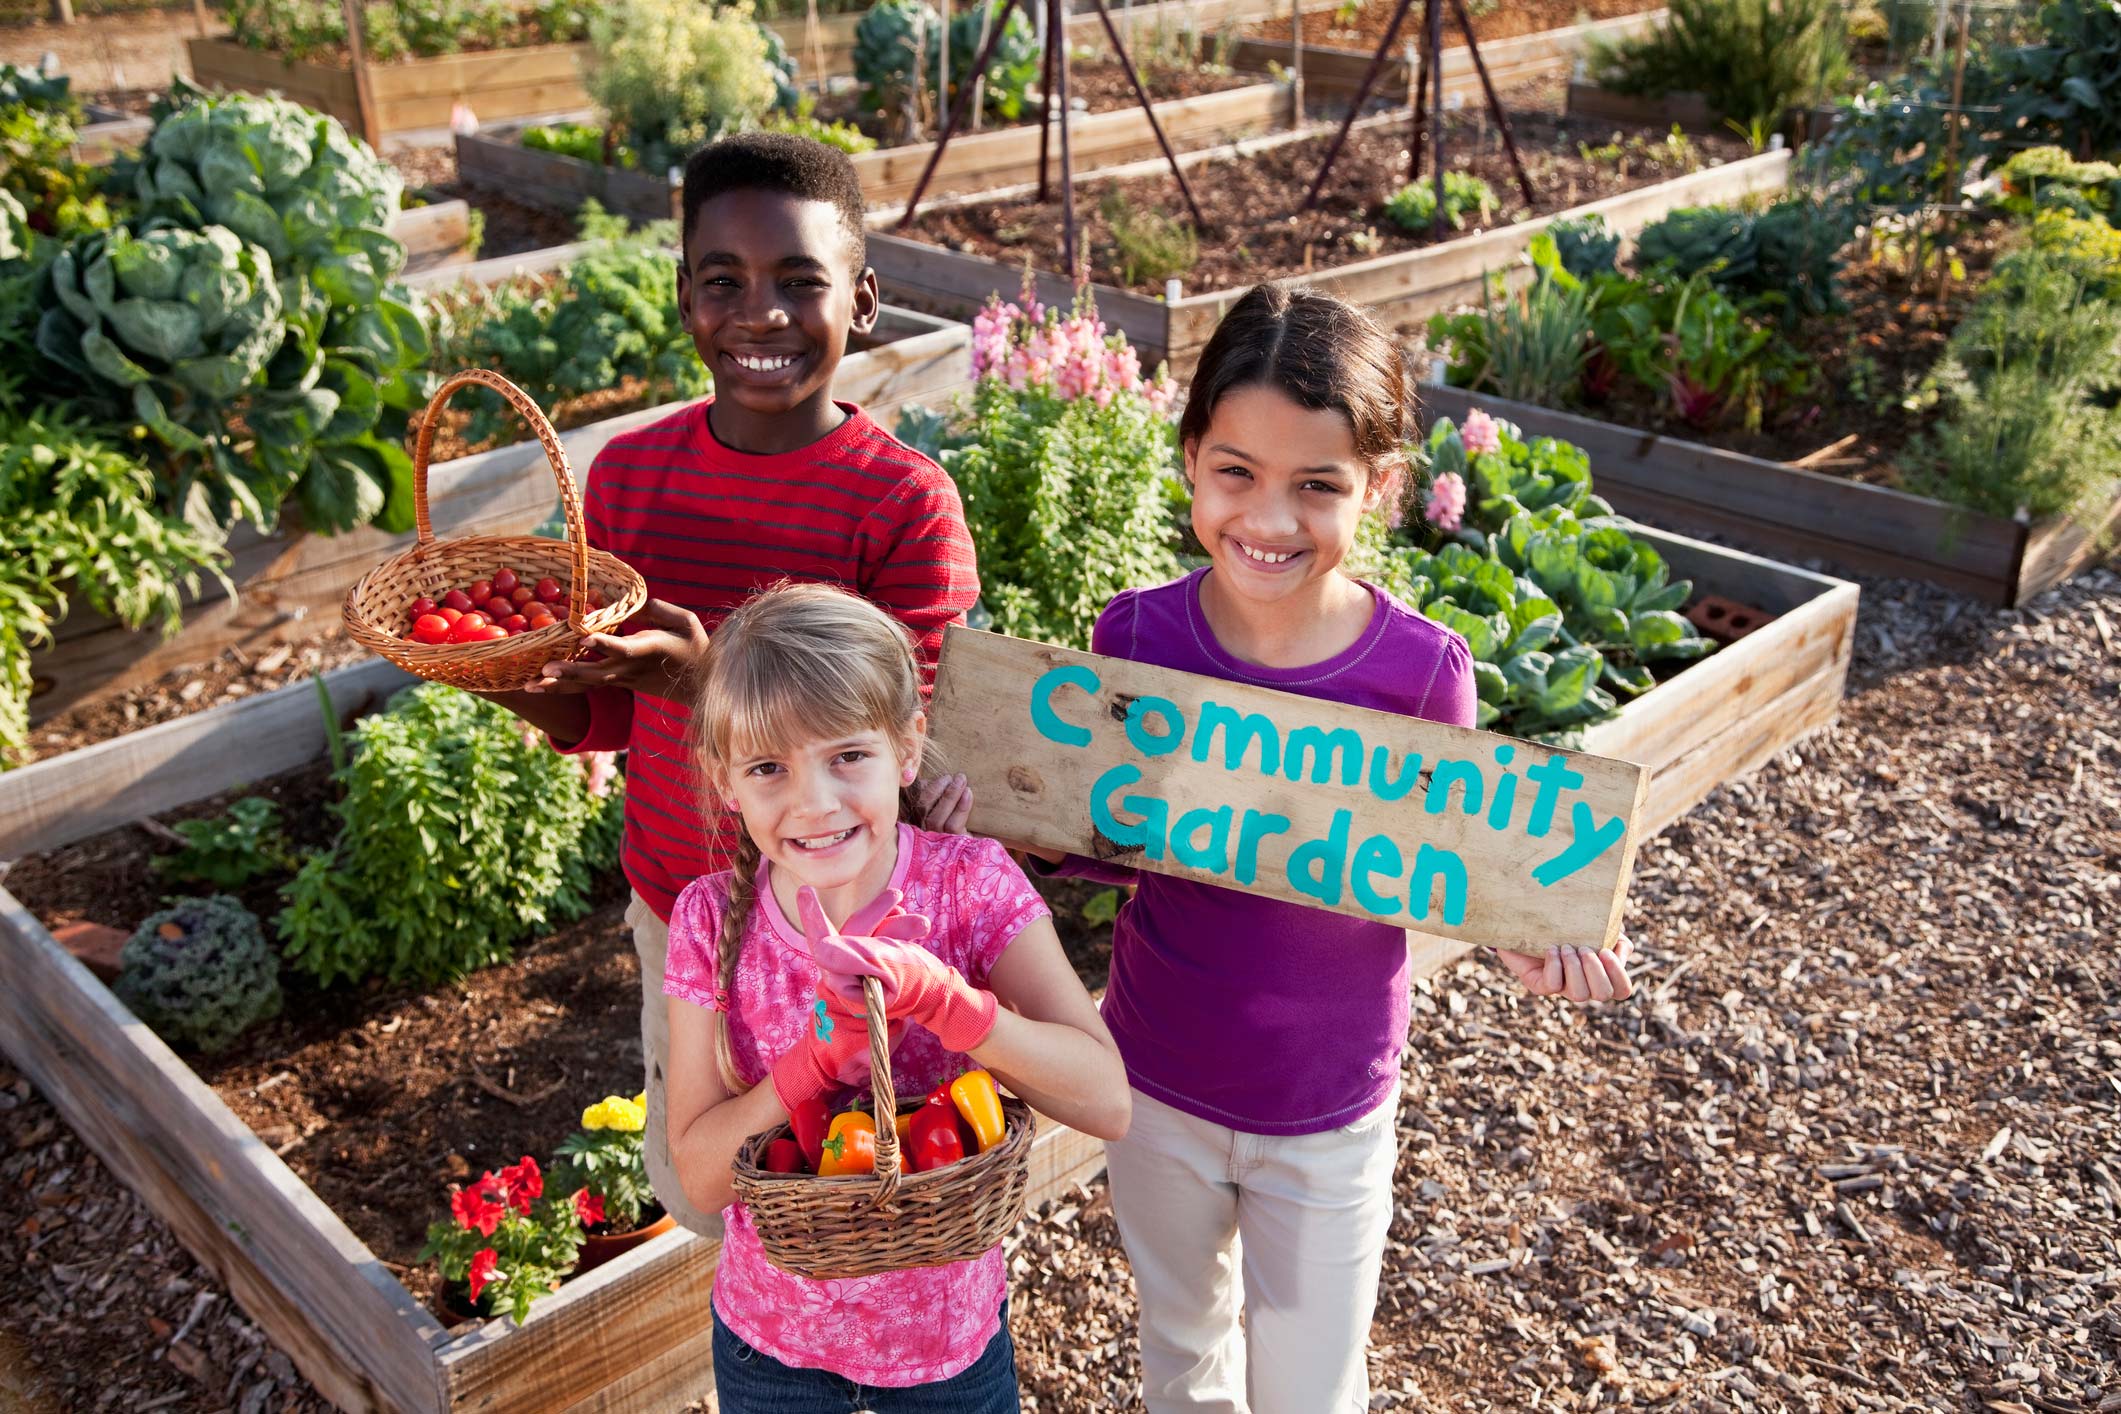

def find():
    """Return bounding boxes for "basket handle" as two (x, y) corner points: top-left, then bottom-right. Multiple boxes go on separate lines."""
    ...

(412, 369), (594, 633)
(861, 974), (902, 1206)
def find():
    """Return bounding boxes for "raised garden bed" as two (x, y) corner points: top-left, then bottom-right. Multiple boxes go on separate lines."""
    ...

(1563, 80), (1842, 143)
(188, 37), (592, 137)
(0, 658), (1113, 1411)
(23, 282), (971, 730)
(872, 119), (1788, 373)
(1423, 385), (2121, 606)
(1230, 6), (1664, 104)
(453, 75), (1298, 221)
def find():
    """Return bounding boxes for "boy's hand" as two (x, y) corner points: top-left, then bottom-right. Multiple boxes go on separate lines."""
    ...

(523, 599), (710, 697)
(1493, 936), (1635, 1003)
(916, 773), (973, 834)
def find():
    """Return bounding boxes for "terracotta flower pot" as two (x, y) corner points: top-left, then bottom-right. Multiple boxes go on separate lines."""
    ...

(574, 1205), (677, 1275)
(433, 1282), (483, 1329)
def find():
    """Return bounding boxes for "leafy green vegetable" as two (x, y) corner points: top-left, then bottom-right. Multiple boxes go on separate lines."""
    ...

(277, 684), (624, 986)
(1383, 171), (1497, 232)
(153, 797), (297, 890)
(855, 0), (1037, 137)
(428, 203), (709, 441)
(523, 121), (637, 169)
(0, 408), (229, 764)
(115, 895), (282, 1056)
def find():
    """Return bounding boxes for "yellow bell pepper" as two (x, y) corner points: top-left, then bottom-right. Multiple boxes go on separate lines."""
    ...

(818, 1110), (877, 1176)
(893, 1109), (917, 1146)
(949, 1070), (1005, 1153)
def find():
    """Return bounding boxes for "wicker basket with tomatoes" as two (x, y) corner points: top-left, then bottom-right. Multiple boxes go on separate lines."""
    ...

(343, 370), (647, 692)
(733, 975), (1035, 1280)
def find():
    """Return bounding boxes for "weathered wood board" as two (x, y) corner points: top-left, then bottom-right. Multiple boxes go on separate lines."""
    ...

(1420, 386), (2118, 606)
(933, 630), (1652, 949)
(187, 38), (591, 135)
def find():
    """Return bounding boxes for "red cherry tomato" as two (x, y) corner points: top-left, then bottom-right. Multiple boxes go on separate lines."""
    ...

(409, 596), (437, 618)
(483, 596), (515, 619)
(534, 577), (563, 604)
(491, 568), (519, 595)
(459, 611), (489, 630)
(509, 585), (536, 608)
(441, 589), (474, 612)
(501, 614), (529, 633)
(475, 625), (510, 641)
(525, 612), (557, 632)
(411, 613), (452, 645)
(437, 606), (464, 626)
(468, 579), (494, 603)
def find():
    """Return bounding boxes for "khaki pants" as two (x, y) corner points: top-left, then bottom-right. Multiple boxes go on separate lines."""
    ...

(628, 893), (723, 1240)
(1103, 1085), (1401, 1414)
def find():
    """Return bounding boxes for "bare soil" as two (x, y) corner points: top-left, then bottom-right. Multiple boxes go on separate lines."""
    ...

(1252, 0), (1662, 51)
(902, 106), (1744, 295)
(5, 562), (2118, 1411)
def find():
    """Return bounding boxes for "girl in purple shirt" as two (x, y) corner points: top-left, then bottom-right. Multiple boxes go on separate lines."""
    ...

(1053, 284), (1636, 1413)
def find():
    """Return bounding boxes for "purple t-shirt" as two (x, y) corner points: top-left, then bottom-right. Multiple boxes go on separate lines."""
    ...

(1071, 568), (1477, 1135)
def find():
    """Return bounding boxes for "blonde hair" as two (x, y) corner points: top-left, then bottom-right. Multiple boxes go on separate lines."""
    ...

(692, 581), (928, 1093)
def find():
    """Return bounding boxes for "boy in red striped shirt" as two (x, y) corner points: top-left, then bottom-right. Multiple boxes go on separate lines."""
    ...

(486, 134), (979, 1235)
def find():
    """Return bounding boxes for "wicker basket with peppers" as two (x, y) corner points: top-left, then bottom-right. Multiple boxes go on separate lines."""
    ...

(732, 975), (1034, 1280)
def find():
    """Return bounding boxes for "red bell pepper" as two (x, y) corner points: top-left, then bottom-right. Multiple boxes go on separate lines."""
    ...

(764, 1138), (806, 1174)
(913, 1122), (965, 1173)
(789, 1096), (832, 1172)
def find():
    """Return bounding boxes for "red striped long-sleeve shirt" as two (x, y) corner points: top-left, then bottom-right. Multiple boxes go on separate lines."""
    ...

(563, 399), (980, 921)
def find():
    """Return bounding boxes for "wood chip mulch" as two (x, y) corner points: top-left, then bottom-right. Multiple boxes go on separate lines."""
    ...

(4, 564), (2118, 1412)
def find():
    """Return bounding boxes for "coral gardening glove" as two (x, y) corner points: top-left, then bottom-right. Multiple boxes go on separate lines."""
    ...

(768, 978), (886, 1115)
(796, 885), (998, 1054)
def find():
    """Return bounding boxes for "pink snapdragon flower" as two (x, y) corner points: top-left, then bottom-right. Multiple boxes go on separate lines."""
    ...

(968, 283), (1176, 412)
(1460, 408), (1502, 457)
(1425, 471), (1467, 532)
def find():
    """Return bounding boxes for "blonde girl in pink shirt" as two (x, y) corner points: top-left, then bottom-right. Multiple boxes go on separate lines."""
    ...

(663, 582), (1130, 1411)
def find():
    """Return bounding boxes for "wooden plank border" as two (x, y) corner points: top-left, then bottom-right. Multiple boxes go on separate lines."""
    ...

(187, 37), (590, 136)
(1420, 386), (2118, 605)
(1227, 8), (1666, 101)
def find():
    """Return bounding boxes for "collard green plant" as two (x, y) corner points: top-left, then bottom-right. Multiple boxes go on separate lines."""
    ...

(37, 91), (428, 539)
(1548, 215), (1621, 280)
(277, 684), (624, 986)
(0, 408), (229, 764)
(1586, 0), (1851, 131)
(0, 62), (73, 113)
(1990, 0), (2121, 159)
(585, 0), (776, 172)
(152, 797), (298, 890)
(1633, 198), (1852, 323)
(1383, 171), (1497, 232)
(115, 895), (283, 1055)
(855, 0), (1036, 134)
(1374, 417), (1714, 742)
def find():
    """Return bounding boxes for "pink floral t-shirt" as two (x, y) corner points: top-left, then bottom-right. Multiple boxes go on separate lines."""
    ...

(663, 824), (1050, 1387)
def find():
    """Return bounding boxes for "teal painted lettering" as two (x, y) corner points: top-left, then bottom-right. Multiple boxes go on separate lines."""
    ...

(1284, 725), (1366, 786)
(1123, 793), (1172, 861)
(1234, 808), (1292, 886)
(1124, 695), (1187, 758)
(1170, 804), (1234, 873)
(1523, 753), (1584, 837)
(1424, 758), (1485, 816)
(1367, 745), (1423, 802)
(1192, 701), (1280, 775)
(1350, 834), (1403, 916)
(1090, 762), (1146, 846)
(1031, 664), (1099, 748)
(1487, 744), (1520, 832)
(1531, 801), (1627, 886)
(1286, 808), (1352, 906)
(1407, 844), (1468, 925)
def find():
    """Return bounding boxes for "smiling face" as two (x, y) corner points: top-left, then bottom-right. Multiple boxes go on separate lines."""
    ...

(725, 719), (923, 906)
(1184, 383), (1386, 608)
(678, 188), (880, 451)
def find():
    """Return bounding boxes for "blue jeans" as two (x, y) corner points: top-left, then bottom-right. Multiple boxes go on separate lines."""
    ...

(712, 1300), (1023, 1414)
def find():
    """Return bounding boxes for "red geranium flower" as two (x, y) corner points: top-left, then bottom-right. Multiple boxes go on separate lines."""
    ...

(500, 1156), (542, 1213)
(573, 1188), (605, 1228)
(451, 1184), (505, 1237)
(466, 1248), (499, 1304)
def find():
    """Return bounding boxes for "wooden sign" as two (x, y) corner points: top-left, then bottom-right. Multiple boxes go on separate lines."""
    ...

(930, 628), (1652, 950)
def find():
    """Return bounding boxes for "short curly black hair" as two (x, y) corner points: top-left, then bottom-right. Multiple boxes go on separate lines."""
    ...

(680, 132), (867, 274)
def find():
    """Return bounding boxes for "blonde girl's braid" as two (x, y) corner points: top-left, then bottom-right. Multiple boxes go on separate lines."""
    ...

(713, 824), (762, 1095)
